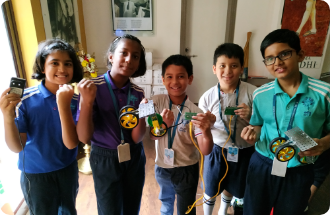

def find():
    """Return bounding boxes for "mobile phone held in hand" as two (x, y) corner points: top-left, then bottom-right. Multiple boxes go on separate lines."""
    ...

(9, 77), (26, 98)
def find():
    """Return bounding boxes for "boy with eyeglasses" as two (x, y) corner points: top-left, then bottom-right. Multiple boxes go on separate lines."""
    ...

(241, 29), (330, 215)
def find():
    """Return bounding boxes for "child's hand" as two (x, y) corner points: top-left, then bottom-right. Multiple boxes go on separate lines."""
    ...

(241, 125), (257, 145)
(140, 98), (148, 104)
(77, 79), (97, 105)
(161, 109), (174, 126)
(191, 111), (215, 132)
(0, 88), (21, 120)
(298, 138), (327, 157)
(235, 103), (251, 122)
(56, 84), (74, 107)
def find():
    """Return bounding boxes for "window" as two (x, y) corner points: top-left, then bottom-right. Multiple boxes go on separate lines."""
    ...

(0, 1), (24, 212)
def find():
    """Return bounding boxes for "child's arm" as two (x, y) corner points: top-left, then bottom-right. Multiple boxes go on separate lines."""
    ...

(149, 109), (174, 140)
(57, 84), (79, 149)
(234, 103), (252, 123)
(76, 79), (97, 144)
(241, 125), (261, 145)
(298, 134), (330, 157)
(131, 98), (148, 143)
(0, 88), (27, 153)
(191, 111), (215, 155)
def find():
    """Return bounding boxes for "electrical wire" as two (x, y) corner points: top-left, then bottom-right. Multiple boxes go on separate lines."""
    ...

(185, 115), (234, 214)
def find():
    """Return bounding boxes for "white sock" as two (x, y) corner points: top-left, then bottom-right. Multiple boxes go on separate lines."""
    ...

(203, 193), (216, 215)
(218, 193), (232, 215)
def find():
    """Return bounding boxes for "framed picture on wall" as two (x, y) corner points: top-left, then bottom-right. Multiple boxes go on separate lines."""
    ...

(111, 0), (153, 32)
(281, 0), (330, 70)
(39, 0), (86, 48)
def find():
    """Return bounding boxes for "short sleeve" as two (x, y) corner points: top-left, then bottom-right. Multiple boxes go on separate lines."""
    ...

(324, 93), (330, 134)
(194, 106), (204, 137)
(71, 95), (79, 125)
(15, 104), (28, 133)
(198, 94), (208, 113)
(249, 97), (263, 126)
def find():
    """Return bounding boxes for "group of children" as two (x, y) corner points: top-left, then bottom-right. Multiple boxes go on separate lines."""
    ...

(0, 29), (329, 215)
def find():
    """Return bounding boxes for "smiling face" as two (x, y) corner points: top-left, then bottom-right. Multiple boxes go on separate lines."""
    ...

(213, 55), (243, 89)
(264, 42), (304, 80)
(108, 38), (141, 78)
(43, 50), (73, 93)
(162, 65), (193, 102)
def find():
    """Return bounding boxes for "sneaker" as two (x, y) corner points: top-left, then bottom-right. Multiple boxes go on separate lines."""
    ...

(233, 199), (244, 215)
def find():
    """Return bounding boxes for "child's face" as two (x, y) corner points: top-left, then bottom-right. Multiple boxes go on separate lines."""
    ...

(43, 50), (74, 86)
(109, 38), (141, 78)
(162, 65), (193, 98)
(213, 56), (243, 87)
(263, 42), (304, 80)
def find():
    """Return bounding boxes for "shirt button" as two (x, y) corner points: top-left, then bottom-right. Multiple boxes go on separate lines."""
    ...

(53, 107), (57, 110)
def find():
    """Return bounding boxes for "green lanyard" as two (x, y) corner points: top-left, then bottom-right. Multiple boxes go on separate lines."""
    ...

(104, 73), (131, 143)
(167, 96), (187, 149)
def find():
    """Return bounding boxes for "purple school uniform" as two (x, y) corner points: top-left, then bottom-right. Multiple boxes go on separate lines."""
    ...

(76, 71), (145, 149)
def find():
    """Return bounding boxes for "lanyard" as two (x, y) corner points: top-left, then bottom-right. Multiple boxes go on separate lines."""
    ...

(273, 94), (301, 138)
(217, 82), (239, 144)
(167, 96), (187, 149)
(104, 73), (131, 143)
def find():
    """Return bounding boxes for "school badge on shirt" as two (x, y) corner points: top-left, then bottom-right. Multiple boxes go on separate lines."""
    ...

(227, 146), (239, 162)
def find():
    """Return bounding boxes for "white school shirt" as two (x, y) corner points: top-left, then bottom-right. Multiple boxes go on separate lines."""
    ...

(198, 81), (257, 149)
(152, 94), (203, 168)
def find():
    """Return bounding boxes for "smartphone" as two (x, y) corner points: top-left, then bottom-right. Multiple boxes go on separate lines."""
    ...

(9, 77), (26, 98)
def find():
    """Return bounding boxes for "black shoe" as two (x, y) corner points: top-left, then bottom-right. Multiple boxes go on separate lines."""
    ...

(233, 200), (244, 215)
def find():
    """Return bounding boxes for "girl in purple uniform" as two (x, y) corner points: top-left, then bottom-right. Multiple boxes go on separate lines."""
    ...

(76, 34), (147, 215)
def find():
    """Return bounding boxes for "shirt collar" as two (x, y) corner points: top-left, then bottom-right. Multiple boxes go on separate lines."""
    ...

(38, 80), (54, 98)
(274, 72), (308, 96)
(106, 70), (131, 93)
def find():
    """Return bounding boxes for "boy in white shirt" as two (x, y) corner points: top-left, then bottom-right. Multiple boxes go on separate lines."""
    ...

(200, 43), (257, 215)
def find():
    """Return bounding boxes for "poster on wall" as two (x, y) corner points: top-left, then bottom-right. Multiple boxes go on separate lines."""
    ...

(111, 0), (153, 32)
(40, 0), (82, 47)
(281, 0), (330, 70)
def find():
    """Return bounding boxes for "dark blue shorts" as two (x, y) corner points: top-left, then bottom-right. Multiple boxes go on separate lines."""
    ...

(243, 151), (314, 215)
(313, 148), (330, 188)
(203, 144), (255, 198)
(155, 163), (199, 215)
(20, 160), (79, 215)
(90, 143), (146, 215)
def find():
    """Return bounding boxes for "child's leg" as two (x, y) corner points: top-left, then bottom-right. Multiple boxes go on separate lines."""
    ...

(155, 165), (176, 215)
(20, 170), (60, 215)
(243, 152), (275, 215)
(218, 190), (233, 215)
(90, 145), (124, 215)
(203, 145), (227, 215)
(273, 164), (313, 215)
(172, 163), (199, 215)
(57, 160), (79, 215)
(122, 143), (146, 215)
(218, 146), (255, 215)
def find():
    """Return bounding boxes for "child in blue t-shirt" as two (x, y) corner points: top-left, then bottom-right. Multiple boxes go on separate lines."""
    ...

(241, 29), (330, 215)
(0, 39), (83, 214)
(76, 34), (148, 215)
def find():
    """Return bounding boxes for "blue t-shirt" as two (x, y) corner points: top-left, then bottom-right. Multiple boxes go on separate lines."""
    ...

(15, 81), (78, 173)
(250, 72), (330, 168)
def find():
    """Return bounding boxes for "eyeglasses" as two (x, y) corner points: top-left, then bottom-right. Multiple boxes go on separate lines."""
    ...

(263, 50), (295, 66)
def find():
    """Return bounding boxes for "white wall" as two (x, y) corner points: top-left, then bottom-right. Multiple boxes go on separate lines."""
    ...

(82, 0), (182, 74)
(234, 0), (330, 79)
(234, 0), (284, 79)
